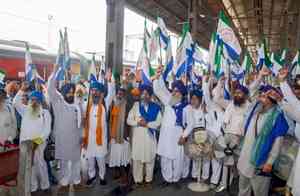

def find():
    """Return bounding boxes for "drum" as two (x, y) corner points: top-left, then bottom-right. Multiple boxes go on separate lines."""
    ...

(273, 135), (299, 181)
(184, 127), (214, 160)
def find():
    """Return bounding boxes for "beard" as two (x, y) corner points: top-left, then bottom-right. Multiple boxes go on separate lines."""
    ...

(233, 97), (246, 106)
(64, 96), (74, 104)
(115, 96), (125, 105)
(28, 104), (41, 118)
(169, 95), (181, 106)
(92, 96), (101, 105)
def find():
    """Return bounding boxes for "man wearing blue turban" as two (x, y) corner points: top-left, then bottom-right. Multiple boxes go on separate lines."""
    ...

(47, 65), (86, 193)
(237, 68), (289, 196)
(153, 71), (188, 187)
(83, 78), (115, 186)
(212, 79), (251, 192)
(13, 89), (51, 192)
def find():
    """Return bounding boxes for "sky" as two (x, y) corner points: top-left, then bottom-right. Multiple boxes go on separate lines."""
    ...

(0, 0), (148, 55)
(0, 0), (207, 64)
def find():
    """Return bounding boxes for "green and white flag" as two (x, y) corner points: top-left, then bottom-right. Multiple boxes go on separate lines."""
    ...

(280, 48), (287, 62)
(0, 69), (5, 83)
(270, 52), (284, 75)
(174, 23), (193, 78)
(242, 52), (253, 74)
(214, 36), (223, 78)
(208, 32), (217, 71)
(148, 27), (160, 62)
(217, 11), (241, 60)
(292, 50), (300, 76)
(137, 20), (155, 85)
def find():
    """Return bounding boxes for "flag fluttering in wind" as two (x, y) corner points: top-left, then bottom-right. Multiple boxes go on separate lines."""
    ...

(137, 20), (155, 85)
(216, 11), (241, 61)
(193, 43), (205, 64)
(25, 43), (34, 82)
(292, 50), (300, 76)
(270, 52), (284, 75)
(0, 69), (5, 86)
(280, 48), (287, 62)
(63, 28), (71, 70)
(256, 43), (265, 71)
(208, 32), (217, 71)
(148, 28), (160, 61)
(25, 43), (45, 84)
(231, 62), (245, 81)
(88, 55), (98, 82)
(163, 38), (174, 82)
(174, 23), (193, 78)
(256, 39), (271, 71)
(55, 30), (65, 81)
(242, 52), (253, 74)
(213, 36), (223, 78)
(157, 17), (169, 50)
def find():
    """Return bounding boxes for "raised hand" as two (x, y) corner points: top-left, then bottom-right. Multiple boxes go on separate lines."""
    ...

(259, 66), (271, 77)
(105, 68), (112, 82)
(277, 67), (289, 82)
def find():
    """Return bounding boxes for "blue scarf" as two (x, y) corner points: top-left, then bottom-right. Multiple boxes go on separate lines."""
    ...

(139, 102), (161, 136)
(172, 100), (188, 128)
(244, 103), (289, 167)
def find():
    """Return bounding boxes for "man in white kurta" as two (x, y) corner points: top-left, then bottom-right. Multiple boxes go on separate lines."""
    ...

(276, 68), (300, 196)
(202, 76), (225, 189)
(48, 69), (84, 192)
(0, 88), (17, 145)
(13, 90), (51, 192)
(178, 89), (211, 182)
(83, 80), (114, 186)
(127, 84), (162, 187)
(237, 84), (289, 196)
(213, 79), (251, 191)
(153, 75), (188, 186)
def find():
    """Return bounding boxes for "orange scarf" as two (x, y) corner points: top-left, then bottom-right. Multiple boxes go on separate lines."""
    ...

(83, 101), (103, 147)
(110, 105), (120, 140)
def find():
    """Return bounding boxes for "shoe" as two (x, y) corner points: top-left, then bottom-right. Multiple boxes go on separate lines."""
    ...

(172, 182), (182, 190)
(57, 185), (70, 194)
(209, 184), (217, 190)
(100, 179), (107, 186)
(132, 182), (143, 190)
(42, 188), (51, 193)
(159, 181), (171, 188)
(73, 184), (87, 192)
(215, 184), (226, 193)
(144, 182), (153, 190)
(86, 176), (96, 187)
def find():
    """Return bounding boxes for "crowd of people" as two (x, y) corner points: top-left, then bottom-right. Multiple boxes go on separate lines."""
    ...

(0, 63), (300, 196)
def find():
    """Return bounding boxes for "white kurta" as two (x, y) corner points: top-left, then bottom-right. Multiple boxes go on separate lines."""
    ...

(86, 104), (108, 158)
(13, 91), (51, 142)
(223, 102), (250, 136)
(0, 104), (17, 144)
(13, 92), (51, 191)
(127, 102), (162, 162)
(279, 81), (300, 196)
(237, 105), (282, 178)
(86, 83), (115, 159)
(153, 77), (185, 160)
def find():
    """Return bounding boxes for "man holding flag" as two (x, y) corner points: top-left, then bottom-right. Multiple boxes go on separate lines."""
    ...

(153, 66), (188, 187)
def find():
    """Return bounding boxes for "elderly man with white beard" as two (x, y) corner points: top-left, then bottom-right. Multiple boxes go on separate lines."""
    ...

(153, 66), (188, 188)
(13, 89), (51, 193)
